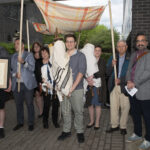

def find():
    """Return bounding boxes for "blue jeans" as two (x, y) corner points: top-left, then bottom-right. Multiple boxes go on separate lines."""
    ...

(129, 96), (150, 141)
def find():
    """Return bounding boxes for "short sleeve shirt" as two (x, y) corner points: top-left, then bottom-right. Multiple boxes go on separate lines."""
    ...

(69, 50), (87, 90)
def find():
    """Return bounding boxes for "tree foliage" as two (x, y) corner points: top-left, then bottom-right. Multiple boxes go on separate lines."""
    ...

(43, 25), (119, 52)
(75, 25), (119, 52)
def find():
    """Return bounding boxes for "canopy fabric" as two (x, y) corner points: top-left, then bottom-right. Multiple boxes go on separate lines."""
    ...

(33, 0), (105, 35)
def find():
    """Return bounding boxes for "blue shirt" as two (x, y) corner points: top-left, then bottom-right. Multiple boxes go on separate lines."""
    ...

(118, 54), (125, 78)
(69, 50), (87, 90)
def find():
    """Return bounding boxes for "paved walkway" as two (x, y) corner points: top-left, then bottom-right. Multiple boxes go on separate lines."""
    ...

(0, 99), (149, 150)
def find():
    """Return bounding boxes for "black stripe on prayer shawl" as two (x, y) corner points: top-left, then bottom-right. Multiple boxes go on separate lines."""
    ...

(54, 67), (62, 81)
(56, 68), (65, 84)
(60, 65), (70, 89)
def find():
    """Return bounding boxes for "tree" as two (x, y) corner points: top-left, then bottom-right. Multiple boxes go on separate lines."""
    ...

(43, 25), (119, 53)
(75, 25), (119, 52)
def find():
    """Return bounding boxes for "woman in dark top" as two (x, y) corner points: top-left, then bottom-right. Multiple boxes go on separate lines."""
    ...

(86, 45), (106, 130)
(32, 42), (43, 118)
(40, 47), (60, 128)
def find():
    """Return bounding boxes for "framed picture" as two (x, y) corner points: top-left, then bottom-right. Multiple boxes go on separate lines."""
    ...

(0, 58), (9, 89)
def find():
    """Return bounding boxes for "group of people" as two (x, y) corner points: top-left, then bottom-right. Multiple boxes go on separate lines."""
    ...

(0, 33), (150, 149)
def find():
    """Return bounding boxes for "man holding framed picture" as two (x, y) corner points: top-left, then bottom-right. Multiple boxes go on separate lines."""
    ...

(0, 46), (11, 139)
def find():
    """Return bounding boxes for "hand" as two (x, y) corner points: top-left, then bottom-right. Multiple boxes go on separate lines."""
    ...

(87, 79), (94, 86)
(4, 78), (11, 92)
(68, 87), (74, 97)
(87, 75), (93, 82)
(16, 73), (21, 79)
(127, 81), (135, 89)
(115, 78), (120, 85)
(18, 56), (25, 64)
(112, 59), (117, 67)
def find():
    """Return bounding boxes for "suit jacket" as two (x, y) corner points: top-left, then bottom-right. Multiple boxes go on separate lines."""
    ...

(126, 49), (150, 100)
(11, 50), (37, 91)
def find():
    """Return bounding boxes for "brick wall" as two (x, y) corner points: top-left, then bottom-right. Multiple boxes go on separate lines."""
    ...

(131, 0), (150, 50)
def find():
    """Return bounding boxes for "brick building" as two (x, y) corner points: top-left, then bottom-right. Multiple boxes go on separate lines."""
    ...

(122, 0), (150, 51)
(0, 0), (43, 43)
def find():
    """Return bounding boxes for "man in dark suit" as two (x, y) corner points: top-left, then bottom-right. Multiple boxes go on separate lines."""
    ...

(11, 38), (37, 131)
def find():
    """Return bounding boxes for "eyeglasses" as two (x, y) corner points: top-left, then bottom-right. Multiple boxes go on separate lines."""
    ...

(117, 46), (126, 48)
(136, 40), (147, 43)
(66, 41), (75, 43)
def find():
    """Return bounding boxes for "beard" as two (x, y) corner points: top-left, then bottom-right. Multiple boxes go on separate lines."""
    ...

(136, 44), (147, 51)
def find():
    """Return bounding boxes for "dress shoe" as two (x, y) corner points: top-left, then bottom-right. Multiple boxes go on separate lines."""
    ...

(54, 123), (60, 128)
(86, 123), (94, 128)
(0, 128), (5, 139)
(57, 132), (71, 141)
(13, 124), (23, 131)
(106, 127), (119, 133)
(94, 126), (100, 130)
(77, 133), (85, 143)
(28, 125), (34, 131)
(38, 113), (43, 118)
(43, 122), (49, 129)
(120, 129), (127, 135)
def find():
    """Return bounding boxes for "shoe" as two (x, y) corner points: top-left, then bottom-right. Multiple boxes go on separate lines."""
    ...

(38, 113), (43, 118)
(54, 123), (60, 128)
(86, 123), (94, 128)
(138, 140), (150, 150)
(77, 133), (85, 143)
(43, 122), (49, 129)
(13, 124), (23, 131)
(126, 133), (142, 142)
(57, 132), (71, 141)
(120, 129), (127, 135)
(94, 126), (100, 130)
(28, 125), (34, 131)
(0, 128), (5, 139)
(106, 127), (119, 133)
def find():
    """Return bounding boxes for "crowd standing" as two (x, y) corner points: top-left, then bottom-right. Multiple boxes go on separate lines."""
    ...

(0, 33), (150, 150)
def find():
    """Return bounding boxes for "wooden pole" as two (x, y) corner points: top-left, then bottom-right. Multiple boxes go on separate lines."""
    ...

(18, 0), (24, 92)
(26, 20), (30, 52)
(108, 0), (117, 82)
(77, 32), (81, 50)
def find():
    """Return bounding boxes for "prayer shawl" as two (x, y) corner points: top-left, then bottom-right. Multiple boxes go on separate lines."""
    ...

(81, 43), (101, 92)
(33, 0), (105, 35)
(51, 40), (73, 101)
(41, 62), (54, 94)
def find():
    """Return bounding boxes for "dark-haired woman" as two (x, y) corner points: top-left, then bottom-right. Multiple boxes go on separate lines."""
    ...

(41, 47), (60, 129)
(32, 42), (43, 118)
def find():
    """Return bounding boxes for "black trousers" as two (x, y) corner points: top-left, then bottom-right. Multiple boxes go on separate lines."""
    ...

(13, 83), (34, 125)
(42, 92), (60, 125)
(129, 96), (150, 141)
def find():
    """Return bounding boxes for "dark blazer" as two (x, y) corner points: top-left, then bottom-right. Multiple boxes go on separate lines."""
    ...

(94, 58), (107, 103)
(106, 52), (130, 93)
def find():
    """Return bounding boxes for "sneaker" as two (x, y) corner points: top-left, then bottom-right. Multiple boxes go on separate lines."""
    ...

(57, 132), (71, 141)
(0, 128), (5, 139)
(138, 140), (150, 150)
(77, 133), (85, 143)
(126, 133), (142, 142)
